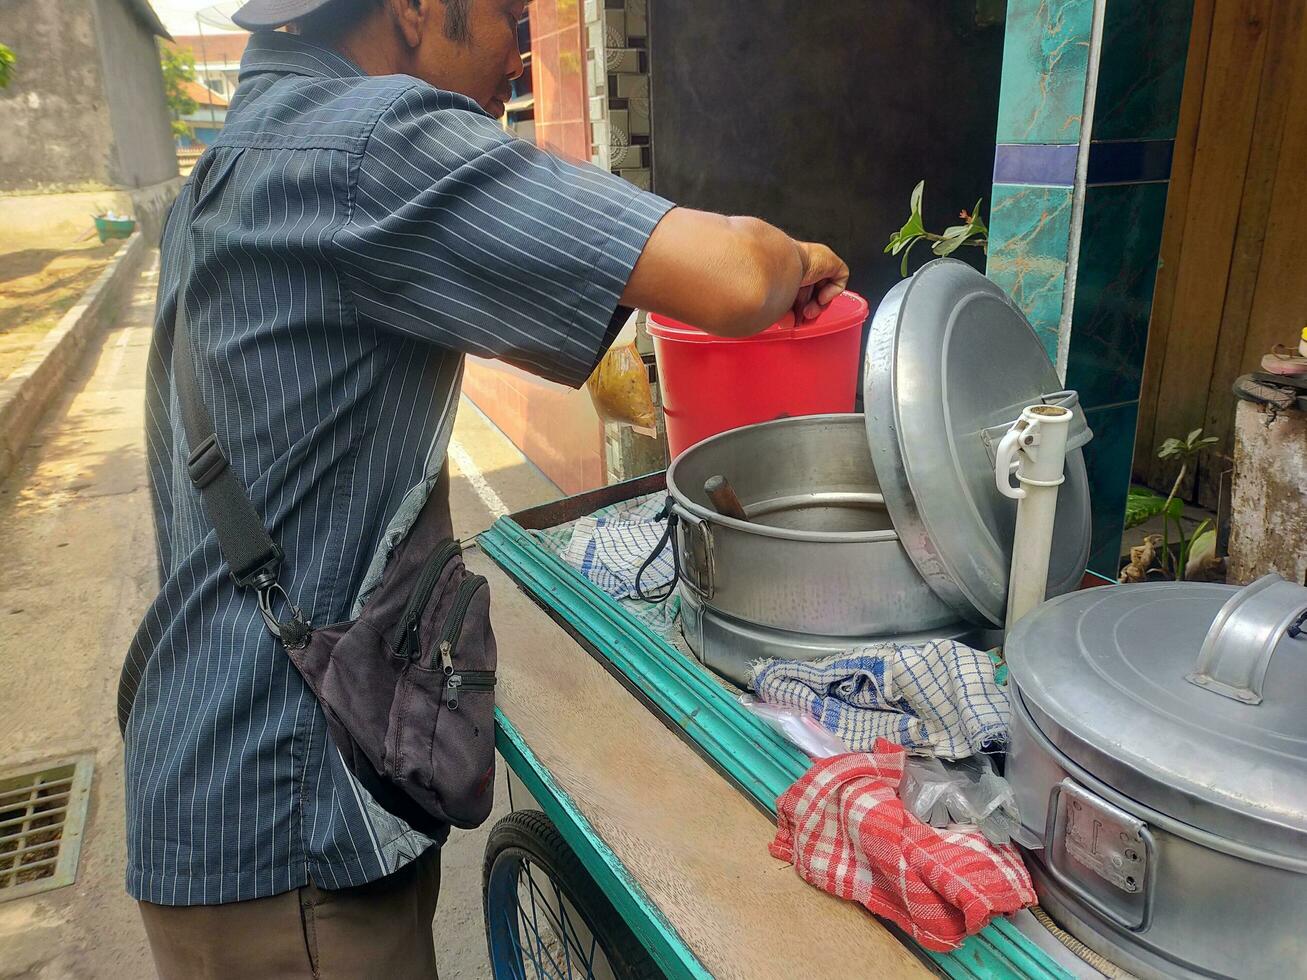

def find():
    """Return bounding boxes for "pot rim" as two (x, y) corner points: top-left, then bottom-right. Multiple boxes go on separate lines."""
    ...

(665, 413), (902, 544)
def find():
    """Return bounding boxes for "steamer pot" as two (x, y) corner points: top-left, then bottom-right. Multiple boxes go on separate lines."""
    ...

(665, 414), (959, 638)
(1005, 576), (1307, 979)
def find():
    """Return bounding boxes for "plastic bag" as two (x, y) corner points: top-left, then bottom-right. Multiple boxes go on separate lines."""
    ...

(900, 754), (1040, 848)
(738, 695), (850, 759)
(586, 312), (657, 430)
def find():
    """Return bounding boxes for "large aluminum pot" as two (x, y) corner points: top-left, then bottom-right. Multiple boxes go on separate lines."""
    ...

(665, 414), (958, 637)
(1006, 577), (1307, 979)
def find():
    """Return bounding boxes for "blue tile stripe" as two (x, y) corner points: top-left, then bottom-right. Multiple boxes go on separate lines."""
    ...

(993, 143), (1078, 186)
(1086, 139), (1175, 185)
(993, 140), (1176, 188)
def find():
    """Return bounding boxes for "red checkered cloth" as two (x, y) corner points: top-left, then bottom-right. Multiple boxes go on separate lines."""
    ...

(769, 740), (1036, 952)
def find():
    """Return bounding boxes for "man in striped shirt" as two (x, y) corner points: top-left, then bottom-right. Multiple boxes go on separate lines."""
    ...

(122, 0), (848, 974)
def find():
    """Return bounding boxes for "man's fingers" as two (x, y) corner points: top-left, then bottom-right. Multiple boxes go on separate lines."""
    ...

(816, 280), (845, 305)
(797, 242), (850, 286)
(792, 283), (814, 322)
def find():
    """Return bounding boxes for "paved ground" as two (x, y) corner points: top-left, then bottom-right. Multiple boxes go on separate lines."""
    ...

(0, 252), (561, 978)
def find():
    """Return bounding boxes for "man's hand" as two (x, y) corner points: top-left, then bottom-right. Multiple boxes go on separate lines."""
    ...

(621, 208), (850, 339)
(791, 241), (850, 323)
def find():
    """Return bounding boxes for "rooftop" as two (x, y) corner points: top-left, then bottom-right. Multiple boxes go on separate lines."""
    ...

(167, 32), (248, 66)
(180, 77), (230, 108)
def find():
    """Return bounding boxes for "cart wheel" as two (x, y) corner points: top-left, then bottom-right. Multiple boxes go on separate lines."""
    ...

(483, 810), (663, 980)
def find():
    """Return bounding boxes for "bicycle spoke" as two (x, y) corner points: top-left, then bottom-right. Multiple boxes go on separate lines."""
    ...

(550, 877), (593, 979)
(552, 877), (575, 977)
(502, 910), (530, 980)
(518, 861), (569, 979)
(518, 862), (551, 978)
(487, 834), (622, 980)
(518, 860), (610, 979)
(549, 878), (600, 979)
(515, 907), (566, 980)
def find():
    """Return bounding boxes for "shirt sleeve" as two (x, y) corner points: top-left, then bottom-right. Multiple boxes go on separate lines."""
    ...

(334, 85), (675, 388)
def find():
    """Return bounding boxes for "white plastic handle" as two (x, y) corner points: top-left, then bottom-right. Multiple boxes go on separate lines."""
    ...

(994, 422), (1028, 500)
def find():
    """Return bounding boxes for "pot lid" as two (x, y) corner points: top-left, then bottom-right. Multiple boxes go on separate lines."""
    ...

(863, 259), (1092, 626)
(1007, 577), (1307, 861)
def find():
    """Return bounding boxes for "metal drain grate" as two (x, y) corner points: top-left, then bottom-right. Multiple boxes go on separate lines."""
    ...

(0, 756), (93, 903)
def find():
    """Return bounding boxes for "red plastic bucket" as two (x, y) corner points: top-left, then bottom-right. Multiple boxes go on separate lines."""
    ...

(648, 291), (868, 457)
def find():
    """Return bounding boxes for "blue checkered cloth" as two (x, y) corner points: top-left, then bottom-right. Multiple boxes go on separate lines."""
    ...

(561, 511), (674, 600)
(532, 493), (681, 637)
(750, 641), (1009, 760)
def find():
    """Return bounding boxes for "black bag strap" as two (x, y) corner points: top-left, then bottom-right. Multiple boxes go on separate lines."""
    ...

(171, 231), (311, 646)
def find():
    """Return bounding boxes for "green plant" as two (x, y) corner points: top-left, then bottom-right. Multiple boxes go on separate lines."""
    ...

(1155, 428), (1218, 580)
(0, 43), (16, 89)
(1131, 428), (1218, 581)
(1124, 485), (1180, 530)
(159, 41), (198, 139)
(885, 180), (989, 276)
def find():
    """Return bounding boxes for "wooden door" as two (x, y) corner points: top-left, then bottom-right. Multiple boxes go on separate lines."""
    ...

(1135, 0), (1307, 508)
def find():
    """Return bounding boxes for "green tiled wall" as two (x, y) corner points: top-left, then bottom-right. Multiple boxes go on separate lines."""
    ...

(1064, 182), (1170, 408)
(987, 184), (1075, 363)
(1093, 0), (1193, 141)
(1082, 401), (1141, 575)
(995, 0), (1094, 143)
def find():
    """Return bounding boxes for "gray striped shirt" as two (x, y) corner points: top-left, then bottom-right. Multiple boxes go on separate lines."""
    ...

(119, 31), (672, 906)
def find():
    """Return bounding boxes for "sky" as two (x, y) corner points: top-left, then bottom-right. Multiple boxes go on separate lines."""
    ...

(152, 0), (243, 36)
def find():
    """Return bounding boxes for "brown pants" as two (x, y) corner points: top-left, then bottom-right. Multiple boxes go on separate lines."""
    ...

(139, 847), (442, 979)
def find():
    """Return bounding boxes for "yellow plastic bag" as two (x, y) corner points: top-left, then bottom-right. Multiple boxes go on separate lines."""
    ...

(586, 313), (657, 430)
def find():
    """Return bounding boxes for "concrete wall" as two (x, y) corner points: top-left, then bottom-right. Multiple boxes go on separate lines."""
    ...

(0, 1), (116, 191)
(92, 0), (178, 188)
(0, 0), (176, 193)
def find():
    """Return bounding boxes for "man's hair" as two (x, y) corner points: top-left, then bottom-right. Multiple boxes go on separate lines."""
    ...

(442, 0), (471, 42)
(294, 0), (473, 43)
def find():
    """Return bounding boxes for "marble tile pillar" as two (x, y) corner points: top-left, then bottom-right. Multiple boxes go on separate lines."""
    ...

(987, 0), (1194, 576)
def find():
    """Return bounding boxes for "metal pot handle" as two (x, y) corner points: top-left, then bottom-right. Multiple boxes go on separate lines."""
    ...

(1045, 780), (1154, 932)
(1186, 574), (1307, 705)
(676, 510), (716, 601)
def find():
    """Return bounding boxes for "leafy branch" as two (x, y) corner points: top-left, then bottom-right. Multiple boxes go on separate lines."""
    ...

(885, 180), (989, 277)
(159, 41), (199, 139)
(0, 43), (16, 89)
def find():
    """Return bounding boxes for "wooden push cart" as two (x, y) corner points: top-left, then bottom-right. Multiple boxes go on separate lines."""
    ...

(473, 474), (1091, 980)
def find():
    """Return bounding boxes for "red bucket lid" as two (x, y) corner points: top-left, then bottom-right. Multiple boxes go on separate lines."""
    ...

(647, 290), (868, 344)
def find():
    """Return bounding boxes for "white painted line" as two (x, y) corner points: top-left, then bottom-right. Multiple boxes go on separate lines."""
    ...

(448, 437), (510, 519)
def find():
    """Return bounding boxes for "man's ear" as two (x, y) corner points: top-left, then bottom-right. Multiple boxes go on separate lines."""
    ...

(385, 0), (426, 48)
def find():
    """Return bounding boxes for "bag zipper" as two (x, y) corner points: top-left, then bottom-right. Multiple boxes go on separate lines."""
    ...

(434, 575), (490, 709)
(395, 539), (462, 661)
(431, 574), (487, 670)
(444, 670), (496, 711)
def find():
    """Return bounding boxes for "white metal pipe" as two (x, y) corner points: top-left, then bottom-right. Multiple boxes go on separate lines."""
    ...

(994, 404), (1074, 630)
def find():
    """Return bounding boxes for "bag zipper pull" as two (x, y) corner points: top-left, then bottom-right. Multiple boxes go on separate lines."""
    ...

(439, 641), (454, 675)
(446, 673), (462, 711)
(400, 617), (420, 659)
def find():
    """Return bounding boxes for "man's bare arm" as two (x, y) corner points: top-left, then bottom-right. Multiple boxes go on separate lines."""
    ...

(620, 208), (850, 338)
